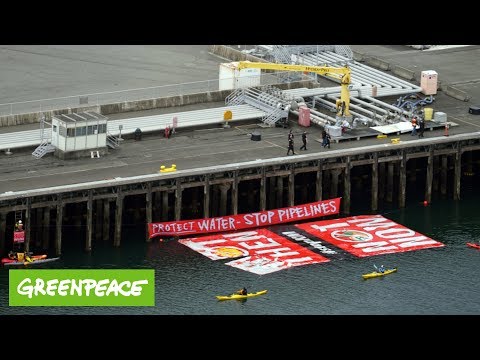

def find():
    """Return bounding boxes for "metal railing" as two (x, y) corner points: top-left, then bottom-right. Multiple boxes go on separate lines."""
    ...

(0, 71), (308, 117)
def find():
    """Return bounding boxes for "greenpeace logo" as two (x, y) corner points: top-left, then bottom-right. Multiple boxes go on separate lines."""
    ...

(17, 278), (149, 299)
(9, 269), (155, 306)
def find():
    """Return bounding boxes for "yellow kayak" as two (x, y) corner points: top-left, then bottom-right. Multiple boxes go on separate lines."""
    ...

(362, 268), (397, 279)
(216, 290), (268, 301)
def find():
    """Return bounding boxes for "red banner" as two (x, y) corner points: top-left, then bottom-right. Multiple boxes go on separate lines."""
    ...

(148, 198), (341, 238)
(296, 215), (444, 257)
(179, 229), (329, 275)
(13, 231), (25, 244)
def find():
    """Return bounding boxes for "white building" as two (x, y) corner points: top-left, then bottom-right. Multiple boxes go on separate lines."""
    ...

(51, 112), (108, 159)
(219, 62), (261, 91)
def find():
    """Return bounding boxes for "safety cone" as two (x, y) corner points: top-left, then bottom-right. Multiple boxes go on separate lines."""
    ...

(444, 122), (449, 137)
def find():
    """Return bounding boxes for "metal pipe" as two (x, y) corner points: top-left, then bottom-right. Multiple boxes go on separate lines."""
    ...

(363, 96), (412, 117)
(300, 51), (421, 92)
(350, 97), (390, 115)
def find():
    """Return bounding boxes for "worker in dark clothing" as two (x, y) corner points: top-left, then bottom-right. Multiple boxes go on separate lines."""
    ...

(288, 129), (294, 141)
(287, 137), (295, 155)
(418, 118), (425, 138)
(322, 130), (331, 149)
(300, 130), (307, 150)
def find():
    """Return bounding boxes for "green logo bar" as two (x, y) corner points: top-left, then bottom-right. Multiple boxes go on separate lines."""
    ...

(9, 269), (155, 306)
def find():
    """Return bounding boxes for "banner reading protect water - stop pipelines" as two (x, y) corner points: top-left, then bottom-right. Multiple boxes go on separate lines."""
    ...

(148, 198), (341, 238)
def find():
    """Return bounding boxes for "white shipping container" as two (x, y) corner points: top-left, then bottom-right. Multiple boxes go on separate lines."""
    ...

(219, 62), (261, 91)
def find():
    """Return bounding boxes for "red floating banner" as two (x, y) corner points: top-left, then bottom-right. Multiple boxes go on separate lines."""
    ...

(149, 198), (341, 238)
(179, 229), (329, 275)
(296, 215), (444, 257)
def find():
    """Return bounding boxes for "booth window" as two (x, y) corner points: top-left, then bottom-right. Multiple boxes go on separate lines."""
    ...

(87, 125), (98, 135)
(75, 126), (87, 136)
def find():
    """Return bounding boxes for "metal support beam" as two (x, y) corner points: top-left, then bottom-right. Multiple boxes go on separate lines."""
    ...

(343, 157), (351, 215)
(204, 176), (210, 218)
(219, 183), (229, 216)
(386, 162), (394, 202)
(330, 170), (340, 199)
(114, 192), (124, 247)
(55, 196), (63, 256)
(260, 167), (266, 211)
(289, 166), (295, 207)
(441, 155), (448, 196)
(146, 183), (152, 242)
(371, 152), (378, 211)
(175, 179), (182, 221)
(232, 171), (239, 215)
(95, 199), (102, 242)
(0, 212), (6, 257)
(454, 146), (462, 200)
(276, 176), (283, 208)
(316, 160), (323, 201)
(85, 190), (93, 252)
(399, 151), (407, 208)
(25, 198), (31, 253)
(378, 162), (386, 201)
(212, 185), (219, 216)
(433, 155), (439, 193)
(426, 146), (434, 203)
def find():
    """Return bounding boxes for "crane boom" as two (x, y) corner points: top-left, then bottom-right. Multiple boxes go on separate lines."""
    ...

(237, 61), (351, 117)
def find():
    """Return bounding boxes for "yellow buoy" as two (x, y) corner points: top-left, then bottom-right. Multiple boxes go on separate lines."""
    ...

(223, 110), (232, 121)
(159, 164), (177, 173)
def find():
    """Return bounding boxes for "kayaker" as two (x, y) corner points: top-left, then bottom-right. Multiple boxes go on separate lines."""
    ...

(379, 265), (385, 273)
(236, 287), (247, 295)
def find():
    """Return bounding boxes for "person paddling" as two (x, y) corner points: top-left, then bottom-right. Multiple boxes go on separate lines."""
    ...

(236, 287), (247, 296)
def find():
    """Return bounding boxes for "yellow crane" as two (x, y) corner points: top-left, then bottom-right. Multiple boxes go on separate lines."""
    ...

(236, 61), (352, 117)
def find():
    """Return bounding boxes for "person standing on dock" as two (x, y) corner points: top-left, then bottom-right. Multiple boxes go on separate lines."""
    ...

(418, 118), (425, 138)
(411, 117), (418, 136)
(288, 129), (294, 141)
(300, 130), (307, 151)
(322, 130), (331, 149)
(287, 137), (295, 155)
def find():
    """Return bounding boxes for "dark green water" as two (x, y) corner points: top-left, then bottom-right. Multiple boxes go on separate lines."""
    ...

(1, 184), (480, 315)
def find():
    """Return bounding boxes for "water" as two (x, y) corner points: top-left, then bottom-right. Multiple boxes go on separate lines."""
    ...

(1, 187), (480, 315)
